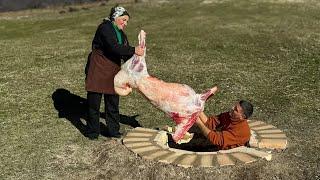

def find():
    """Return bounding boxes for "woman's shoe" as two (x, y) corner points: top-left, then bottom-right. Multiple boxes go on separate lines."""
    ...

(85, 132), (99, 140)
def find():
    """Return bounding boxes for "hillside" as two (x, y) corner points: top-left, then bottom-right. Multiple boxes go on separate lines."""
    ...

(0, 0), (319, 179)
(0, 0), (100, 12)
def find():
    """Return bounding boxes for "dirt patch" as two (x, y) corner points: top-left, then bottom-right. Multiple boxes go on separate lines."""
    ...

(64, 137), (317, 180)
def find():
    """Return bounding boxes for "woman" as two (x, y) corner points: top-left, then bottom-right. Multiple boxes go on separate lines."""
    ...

(85, 6), (144, 139)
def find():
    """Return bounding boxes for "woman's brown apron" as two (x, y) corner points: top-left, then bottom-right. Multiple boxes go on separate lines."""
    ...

(85, 49), (121, 94)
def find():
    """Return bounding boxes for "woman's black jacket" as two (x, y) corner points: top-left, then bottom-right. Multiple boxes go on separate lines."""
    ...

(91, 19), (135, 66)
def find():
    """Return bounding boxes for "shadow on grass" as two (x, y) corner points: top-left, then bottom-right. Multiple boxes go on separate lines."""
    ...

(51, 88), (141, 137)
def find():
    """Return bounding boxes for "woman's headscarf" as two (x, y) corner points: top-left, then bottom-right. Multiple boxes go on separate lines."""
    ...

(107, 6), (130, 21)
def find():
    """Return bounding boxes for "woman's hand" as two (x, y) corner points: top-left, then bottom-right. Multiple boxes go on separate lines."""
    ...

(135, 46), (144, 56)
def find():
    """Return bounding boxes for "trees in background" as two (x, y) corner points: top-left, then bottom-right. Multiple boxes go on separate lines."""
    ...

(0, 0), (101, 12)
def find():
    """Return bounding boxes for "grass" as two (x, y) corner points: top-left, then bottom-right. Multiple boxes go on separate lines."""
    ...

(0, 0), (319, 179)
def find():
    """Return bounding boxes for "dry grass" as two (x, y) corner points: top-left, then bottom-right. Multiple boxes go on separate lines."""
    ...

(0, 0), (319, 179)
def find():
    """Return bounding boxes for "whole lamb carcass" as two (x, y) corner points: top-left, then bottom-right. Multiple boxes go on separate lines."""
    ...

(114, 30), (217, 143)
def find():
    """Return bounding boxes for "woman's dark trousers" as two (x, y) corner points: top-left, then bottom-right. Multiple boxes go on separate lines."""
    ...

(87, 91), (120, 137)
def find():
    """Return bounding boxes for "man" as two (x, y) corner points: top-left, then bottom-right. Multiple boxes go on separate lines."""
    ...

(195, 100), (254, 150)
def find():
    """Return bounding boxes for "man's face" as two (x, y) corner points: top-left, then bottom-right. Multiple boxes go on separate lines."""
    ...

(229, 102), (245, 120)
(114, 15), (129, 30)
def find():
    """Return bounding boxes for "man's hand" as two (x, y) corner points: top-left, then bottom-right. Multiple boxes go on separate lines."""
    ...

(198, 112), (208, 124)
(195, 117), (211, 137)
(195, 117), (202, 126)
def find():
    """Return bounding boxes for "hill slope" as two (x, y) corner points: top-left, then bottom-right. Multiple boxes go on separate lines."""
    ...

(0, 0), (319, 179)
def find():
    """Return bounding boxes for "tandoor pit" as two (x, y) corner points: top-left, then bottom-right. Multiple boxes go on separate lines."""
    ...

(122, 120), (288, 168)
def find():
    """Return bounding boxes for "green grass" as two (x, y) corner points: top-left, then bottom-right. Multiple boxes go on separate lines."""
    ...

(0, 0), (319, 179)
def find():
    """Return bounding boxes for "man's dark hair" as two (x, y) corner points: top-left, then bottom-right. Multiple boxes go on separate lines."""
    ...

(239, 100), (253, 119)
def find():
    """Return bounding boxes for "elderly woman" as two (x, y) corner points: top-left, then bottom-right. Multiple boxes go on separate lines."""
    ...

(85, 6), (144, 139)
